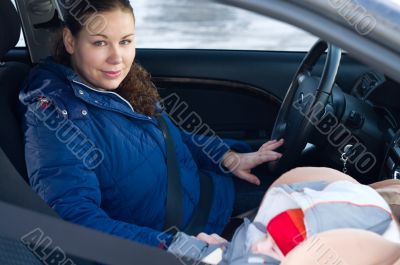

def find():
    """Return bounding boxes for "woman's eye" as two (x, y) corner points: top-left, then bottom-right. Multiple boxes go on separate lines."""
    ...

(120, 40), (132, 45)
(94, 41), (106, 47)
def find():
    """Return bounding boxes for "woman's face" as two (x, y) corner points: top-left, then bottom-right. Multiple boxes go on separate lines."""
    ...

(64, 9), (135, 90)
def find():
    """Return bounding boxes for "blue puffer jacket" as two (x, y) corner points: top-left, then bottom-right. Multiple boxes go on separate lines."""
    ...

(19, 57), (251, 247)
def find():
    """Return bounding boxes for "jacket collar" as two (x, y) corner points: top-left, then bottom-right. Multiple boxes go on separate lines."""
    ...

(39, 57), (157, 122)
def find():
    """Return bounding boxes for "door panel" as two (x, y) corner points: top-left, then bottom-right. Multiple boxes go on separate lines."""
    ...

(156, 78), (279, 149)
(137, 49), (370, 149)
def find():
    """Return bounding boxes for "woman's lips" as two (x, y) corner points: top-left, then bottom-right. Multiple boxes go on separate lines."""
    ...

(102, 70), (121, 78)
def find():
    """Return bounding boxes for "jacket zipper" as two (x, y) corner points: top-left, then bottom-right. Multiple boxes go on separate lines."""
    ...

(72, 80), (135, 112)
(71, 80), (154, 122)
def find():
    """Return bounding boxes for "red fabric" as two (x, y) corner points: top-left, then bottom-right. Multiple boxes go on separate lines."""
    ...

(266, 208), (306, 255)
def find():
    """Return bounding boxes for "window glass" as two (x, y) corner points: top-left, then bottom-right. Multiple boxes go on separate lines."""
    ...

(16, 32), (25, 47)
(13, 0), (319, 50)
(131, 0), (318, 51)
(11, 0), (25, 47)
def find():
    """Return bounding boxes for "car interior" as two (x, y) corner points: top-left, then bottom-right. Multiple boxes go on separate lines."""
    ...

(1, 0), (400, 264)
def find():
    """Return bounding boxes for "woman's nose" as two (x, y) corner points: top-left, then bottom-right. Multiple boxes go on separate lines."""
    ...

(107, 45), (123, 64)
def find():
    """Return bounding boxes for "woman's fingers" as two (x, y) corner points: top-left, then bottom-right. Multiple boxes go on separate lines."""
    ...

(196, 232), (227, 244)
(262, 138), (284, 150)
(197, 232), (213, 243)
(210, 233), (228, 244)
(257, 151), (282, 163)
(237, 151), (281, 171)
(260, 139), (284, 151)
(238, 170), (261, 186)
(261, 139), (277, 146)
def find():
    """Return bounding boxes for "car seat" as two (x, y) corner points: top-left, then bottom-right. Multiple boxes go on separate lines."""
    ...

(0, 0), (59, 217)
(0, 0), (30, 181)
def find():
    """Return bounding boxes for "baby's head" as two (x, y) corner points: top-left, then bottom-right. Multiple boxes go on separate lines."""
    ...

(251, 208), (306, 261)
(251, 234), (283, 261)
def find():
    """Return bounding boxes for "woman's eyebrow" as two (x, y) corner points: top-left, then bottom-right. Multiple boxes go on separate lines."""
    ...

(90, 33), (108, 38)
(121, 33), (134, 38)
(89, 34), (134, 39)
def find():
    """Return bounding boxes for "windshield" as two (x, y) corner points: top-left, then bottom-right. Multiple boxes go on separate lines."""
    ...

(293, 0), (400, 53)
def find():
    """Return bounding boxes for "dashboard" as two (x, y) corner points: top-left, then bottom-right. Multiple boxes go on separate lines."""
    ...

(350, 71), (400, 180)
(383, 128), (400, 179)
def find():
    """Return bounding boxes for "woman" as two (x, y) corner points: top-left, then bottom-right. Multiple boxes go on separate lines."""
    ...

(19, 0), (283, 248)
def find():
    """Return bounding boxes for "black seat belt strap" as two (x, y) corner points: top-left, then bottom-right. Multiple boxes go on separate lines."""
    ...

(156, 115), (183, 230)
(156, 115), (213, 235)
(184, 171), (213, 236)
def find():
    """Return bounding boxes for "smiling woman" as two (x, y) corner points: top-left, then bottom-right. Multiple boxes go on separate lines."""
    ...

(3, 0), (400, 264)
(18, 0), (286, 250)
(52, 0), (161, 115)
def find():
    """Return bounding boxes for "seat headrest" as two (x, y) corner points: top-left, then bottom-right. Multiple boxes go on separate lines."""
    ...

(0, 0), (21, 59)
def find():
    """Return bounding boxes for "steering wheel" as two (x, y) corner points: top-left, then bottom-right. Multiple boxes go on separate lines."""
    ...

(269, 40), (342, 173)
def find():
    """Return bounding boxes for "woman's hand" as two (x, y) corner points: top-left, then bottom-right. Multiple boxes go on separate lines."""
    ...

(196, 232), (228, 245)
(222, 139), (284, 185)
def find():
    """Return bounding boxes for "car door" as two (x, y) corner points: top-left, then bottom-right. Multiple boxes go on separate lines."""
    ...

(130, 0), (371, 151)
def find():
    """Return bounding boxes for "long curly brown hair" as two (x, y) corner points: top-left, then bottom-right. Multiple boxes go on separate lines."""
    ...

(52, 0), (161, 116)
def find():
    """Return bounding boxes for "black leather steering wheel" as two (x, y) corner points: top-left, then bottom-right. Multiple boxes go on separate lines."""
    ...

(269, 40), (342, 173)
